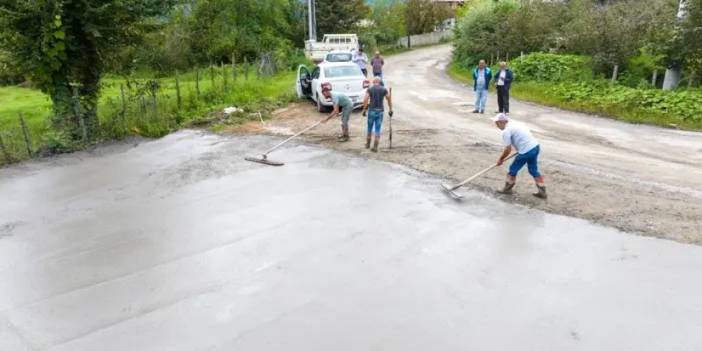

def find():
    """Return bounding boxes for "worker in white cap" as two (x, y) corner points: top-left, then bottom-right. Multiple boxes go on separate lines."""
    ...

(493, 113), (547, 199)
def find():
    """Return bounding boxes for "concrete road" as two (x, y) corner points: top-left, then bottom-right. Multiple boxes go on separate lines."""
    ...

(1, 131), (701, 350)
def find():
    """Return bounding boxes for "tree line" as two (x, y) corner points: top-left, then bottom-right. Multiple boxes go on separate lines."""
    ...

(1, 0), (449, 145)
(454, 0), (702, 89)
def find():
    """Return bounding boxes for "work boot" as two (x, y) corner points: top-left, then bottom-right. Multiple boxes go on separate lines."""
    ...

(497, 182), (515, 194)
(371, 138), (379, 152)
(533, 185), (548, 199)
(338, 128), (349, 142)
(365, 136), (371, 149)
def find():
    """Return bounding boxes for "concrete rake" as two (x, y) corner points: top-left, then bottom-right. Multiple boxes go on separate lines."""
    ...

(441, 153), (516, 200)
(245, 119), (324, 166)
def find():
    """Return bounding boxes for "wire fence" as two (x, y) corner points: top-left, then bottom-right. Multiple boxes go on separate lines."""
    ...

(0, 54), (288, 166)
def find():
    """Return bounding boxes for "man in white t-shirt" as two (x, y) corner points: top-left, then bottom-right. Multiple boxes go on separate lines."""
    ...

(493, 113), (547, 199)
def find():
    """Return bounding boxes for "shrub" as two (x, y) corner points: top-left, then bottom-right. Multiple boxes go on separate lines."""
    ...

(511, 53), (592, 82)
(547, 81), (702, 122)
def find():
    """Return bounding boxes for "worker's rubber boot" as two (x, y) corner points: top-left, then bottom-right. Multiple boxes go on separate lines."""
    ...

(338, 128), (349, 142)
(365, 136), (371, 149)
(497, 182), (515, 194)
(371, 138), (379, 152)
(533, 185), (548, 199)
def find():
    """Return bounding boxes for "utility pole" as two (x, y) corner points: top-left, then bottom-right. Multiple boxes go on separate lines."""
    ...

(307, 0), (317, 42)
(663, 0), (689, 90)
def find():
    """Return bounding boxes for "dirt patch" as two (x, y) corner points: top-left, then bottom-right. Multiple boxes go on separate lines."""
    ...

(222, 45), (701, 245)
(226, 101), (702, 245)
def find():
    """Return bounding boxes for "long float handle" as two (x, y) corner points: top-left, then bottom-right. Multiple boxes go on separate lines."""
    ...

(262, 119), (325, 156)
(451, 153), (517, 190)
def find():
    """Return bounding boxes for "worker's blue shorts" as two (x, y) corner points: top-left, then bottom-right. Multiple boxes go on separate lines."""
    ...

(509, 145), (541, 178)
(367, 110), (384, 136)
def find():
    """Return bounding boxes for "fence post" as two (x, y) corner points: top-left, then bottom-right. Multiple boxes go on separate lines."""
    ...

(651, 70), (658, 86)
(232, 54), (237, 83)
(244, 58), (249, 80)
(18, 113), (33, 156)
(0, 133), (12, 163)
(195, 70), (201, 99)
(175, 72), (182, 111)
(140, 95), (146, 114)
(152, 90), (158, 118)
(221, 62), (228, 90)
(72, 86), (88, 142)
(256, 57), (261, 78)
(210, 64), (215, 90)
(120, 84), (127, 131)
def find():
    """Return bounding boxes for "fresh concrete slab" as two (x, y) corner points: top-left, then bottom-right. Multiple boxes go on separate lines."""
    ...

(0, 130), (701, 350)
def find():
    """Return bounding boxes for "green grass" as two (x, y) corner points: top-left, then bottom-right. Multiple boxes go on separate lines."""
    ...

(0, 66), (296, 165)
(448, 62), (702, 131)
(0, 86), (53, 156)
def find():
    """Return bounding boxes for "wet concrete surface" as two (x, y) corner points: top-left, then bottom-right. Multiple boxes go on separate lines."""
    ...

(1, 130), (701, 350)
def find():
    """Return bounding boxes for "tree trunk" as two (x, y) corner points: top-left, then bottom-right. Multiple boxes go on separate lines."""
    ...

(49, 80), (77, 135)
(663, 0), (689, 90)
(663, 66), (682, 90)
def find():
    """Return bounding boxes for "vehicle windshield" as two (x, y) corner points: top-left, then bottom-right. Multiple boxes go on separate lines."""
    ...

(326, 53), (352, 62)
(324, 66), (362, 78)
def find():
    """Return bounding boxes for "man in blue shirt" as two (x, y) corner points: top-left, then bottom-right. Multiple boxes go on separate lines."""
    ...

(472, 59), (492, 114)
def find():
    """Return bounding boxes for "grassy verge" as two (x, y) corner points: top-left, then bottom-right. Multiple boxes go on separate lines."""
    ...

(448, 62), (702, 131)
(0, 67), (296, 166)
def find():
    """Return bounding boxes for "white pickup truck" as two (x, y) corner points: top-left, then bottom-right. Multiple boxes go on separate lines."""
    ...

(305, 34), (359, 62)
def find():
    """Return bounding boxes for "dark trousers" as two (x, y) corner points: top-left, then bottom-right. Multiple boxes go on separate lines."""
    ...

(497, 85), (510, 113)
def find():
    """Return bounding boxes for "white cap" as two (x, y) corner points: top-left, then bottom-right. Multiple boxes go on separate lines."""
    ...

(492, 113), (509, 122)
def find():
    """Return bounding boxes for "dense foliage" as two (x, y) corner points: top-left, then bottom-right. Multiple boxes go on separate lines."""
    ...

(315, 0), (369, 36)
(452, 0), (700, 85)
(0, 0), (174, 140)
(510, 53), (593, 82)
(116, 0), (306, 74)
(404, 0), (451, 35)
(547, 81), (702, 123)
(359, 0), (407, 50)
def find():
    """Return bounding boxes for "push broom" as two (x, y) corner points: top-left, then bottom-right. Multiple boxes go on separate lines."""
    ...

(441, 153), (516, 199)
(245, 119), (325, 166)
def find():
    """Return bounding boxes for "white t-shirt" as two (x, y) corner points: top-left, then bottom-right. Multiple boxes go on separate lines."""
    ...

(502, 123), (539, 154)
(497, 70), (506, 86)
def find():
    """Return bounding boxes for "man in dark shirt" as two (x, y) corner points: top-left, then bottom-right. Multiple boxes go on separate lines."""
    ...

(371, 51), (384, 81)
(362, 77), (393, 152)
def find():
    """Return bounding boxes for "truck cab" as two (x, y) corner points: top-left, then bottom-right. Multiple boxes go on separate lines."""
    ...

(305, 34), (360, 63)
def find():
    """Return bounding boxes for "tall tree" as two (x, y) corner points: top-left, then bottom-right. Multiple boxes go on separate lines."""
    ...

(0, 0), (174, 141)
(314, 0), (369, 37)
(404, 0), (451, 35)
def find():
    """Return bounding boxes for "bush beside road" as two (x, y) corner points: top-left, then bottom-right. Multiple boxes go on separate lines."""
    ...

(449, 61), (702, 131)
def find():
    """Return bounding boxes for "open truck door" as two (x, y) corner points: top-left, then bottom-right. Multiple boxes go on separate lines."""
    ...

(296, 65), (312, 99)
